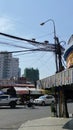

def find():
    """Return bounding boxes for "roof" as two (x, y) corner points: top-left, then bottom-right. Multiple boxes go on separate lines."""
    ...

(14, 87), (44, 95)
(15, 83), (35, 88)
(64, 45), (73, 60)
(64, 35), (73, 60)
(0, 83), (35, 89)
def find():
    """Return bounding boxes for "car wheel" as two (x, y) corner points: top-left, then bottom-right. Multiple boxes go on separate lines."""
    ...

(10, 102), (16, 108)
(41, 101), (45, 106)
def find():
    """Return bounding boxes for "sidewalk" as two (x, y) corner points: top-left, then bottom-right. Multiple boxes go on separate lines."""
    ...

(18, 116), (73, 130)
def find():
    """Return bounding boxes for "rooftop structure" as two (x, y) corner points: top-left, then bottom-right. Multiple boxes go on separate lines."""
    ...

(64, 35), (73, 68)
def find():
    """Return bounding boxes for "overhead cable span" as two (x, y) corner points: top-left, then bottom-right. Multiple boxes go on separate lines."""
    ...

(0, 32), (65, 54)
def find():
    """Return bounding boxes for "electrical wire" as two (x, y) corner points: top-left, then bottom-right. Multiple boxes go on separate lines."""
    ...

(28, 52), (48, 66)
(38, 53), (55, 69)
(0, 41), (35, 49)
(14, 51), (39, 56)
(0, 32), (65, 74)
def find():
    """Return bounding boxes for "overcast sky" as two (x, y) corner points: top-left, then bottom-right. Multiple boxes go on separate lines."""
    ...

(0, 0), (73, 79)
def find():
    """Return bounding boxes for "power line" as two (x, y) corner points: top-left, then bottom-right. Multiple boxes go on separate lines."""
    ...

(0, 32), (44, 45)
(0, 32), (64, 52)
(0, 41), (34, 49)
(28, 53), (47, 66)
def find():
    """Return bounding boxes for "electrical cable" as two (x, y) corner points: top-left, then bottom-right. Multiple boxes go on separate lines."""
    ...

(0, 41), (35, 49)
(28, 52), (48, 66)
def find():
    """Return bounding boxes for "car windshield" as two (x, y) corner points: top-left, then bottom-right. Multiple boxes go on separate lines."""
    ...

(39, 96), (45, 99)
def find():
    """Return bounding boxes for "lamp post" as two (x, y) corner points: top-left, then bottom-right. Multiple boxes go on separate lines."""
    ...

(40, 19), (62, 117)
(40, 19), (59, 117)
(40, 19), (67, 117)
(40, 19), (56, 38)
(40, 19), (58, 73)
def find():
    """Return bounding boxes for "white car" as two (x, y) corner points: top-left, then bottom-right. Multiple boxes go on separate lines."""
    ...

(0, 95), (18, 108)
(33, 95), (55, 106)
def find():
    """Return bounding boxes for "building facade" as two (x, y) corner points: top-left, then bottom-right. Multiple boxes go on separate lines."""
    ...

(0, 52), (19, 79)
(64, 35), (73, 68)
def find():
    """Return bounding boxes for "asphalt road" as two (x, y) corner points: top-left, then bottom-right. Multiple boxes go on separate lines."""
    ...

(0, 105), (51, 130)
(0, 103), (73, 130)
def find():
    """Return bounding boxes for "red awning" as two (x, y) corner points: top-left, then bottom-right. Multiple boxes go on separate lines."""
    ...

(14, 87), (29, 94)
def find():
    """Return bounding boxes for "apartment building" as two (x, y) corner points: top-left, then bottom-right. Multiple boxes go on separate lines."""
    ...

(0, 52), (19, 79)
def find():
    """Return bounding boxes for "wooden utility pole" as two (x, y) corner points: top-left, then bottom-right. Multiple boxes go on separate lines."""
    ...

(55, 37), (69, 117)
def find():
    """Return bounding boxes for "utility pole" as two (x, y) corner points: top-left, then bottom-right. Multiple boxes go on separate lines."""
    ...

(55, 37), (64, 72)
(54, 36), (63, 117)
(55, 37), (69, 117)
(40, 19), (59, 117)
(40, 19), (66, 117)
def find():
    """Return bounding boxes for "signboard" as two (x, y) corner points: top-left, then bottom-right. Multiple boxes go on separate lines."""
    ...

(67, 52), (73, 68)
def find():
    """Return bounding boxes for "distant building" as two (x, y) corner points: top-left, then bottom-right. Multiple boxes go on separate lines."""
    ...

(17, 77), (27, 84)
(0, 52), (19, 79)
(18, 68), (21, 77)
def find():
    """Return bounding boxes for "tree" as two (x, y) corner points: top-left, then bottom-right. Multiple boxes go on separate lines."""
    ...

(24, 68), (39, 87)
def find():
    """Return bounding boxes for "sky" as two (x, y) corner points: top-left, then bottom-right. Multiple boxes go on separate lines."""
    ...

(0, 0), (73, 79)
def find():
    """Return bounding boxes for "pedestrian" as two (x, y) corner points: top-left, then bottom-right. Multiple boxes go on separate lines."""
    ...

(51, 101), (56, 117)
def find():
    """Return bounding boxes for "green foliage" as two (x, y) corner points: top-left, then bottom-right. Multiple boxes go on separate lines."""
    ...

(24, 67), (39, 83)
(51, 86), (55, 93)
(45, 89), (50, 94)
(45, 86), (55, 95)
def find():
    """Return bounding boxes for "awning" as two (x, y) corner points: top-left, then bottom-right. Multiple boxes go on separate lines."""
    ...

(14, 87), (43, 95)
(14, 87), (29, 94)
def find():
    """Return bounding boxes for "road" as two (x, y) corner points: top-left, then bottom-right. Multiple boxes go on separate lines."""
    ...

(0, 105), (51, 130)
(0, 103), (73, 130)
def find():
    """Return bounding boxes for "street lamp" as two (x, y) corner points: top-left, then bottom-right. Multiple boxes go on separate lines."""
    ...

(40, 19), (67, 117)
(40, 19), (56, 38)
(40, 19), (58, 73)
(40, 19), (58, 117)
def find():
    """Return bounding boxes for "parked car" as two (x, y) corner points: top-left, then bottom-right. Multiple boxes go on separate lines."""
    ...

(33, 95), (55, 106)
(0, 95), (18, 108)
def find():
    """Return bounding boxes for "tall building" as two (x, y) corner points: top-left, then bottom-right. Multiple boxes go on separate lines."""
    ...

(0, 52), (19, 79)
